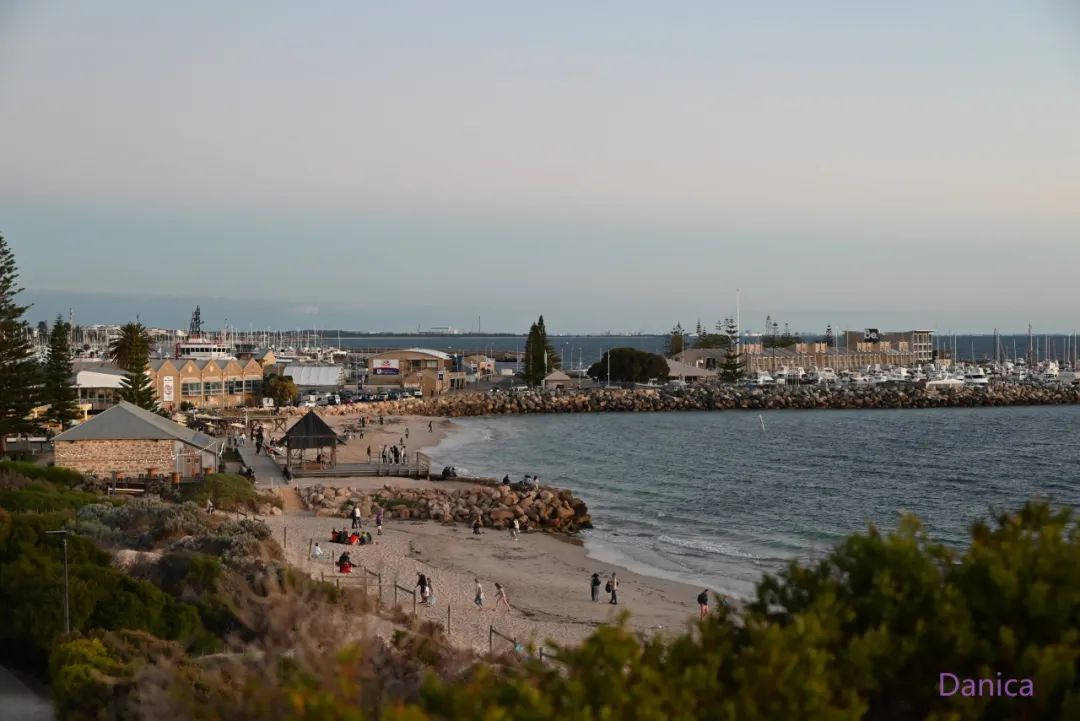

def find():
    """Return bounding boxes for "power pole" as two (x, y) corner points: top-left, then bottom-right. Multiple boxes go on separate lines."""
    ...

(45, 530), (71, 635)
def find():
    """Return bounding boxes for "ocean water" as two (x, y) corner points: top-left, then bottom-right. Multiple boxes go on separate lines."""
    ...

(428, 406), (1080, 597)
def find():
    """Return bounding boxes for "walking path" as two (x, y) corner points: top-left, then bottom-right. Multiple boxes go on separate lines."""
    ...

(237, 444), (285, 488)
(0, 666), (52, 721)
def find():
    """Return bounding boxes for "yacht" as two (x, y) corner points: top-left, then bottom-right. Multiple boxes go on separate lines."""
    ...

(752, 370), (776, 386)
(806, 367), (838, 384)
(962, 367), (990, 387)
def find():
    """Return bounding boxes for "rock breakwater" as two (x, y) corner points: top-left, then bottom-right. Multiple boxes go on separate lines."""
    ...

(299, 482), (592, 534)
(287, 383), (1080, 418)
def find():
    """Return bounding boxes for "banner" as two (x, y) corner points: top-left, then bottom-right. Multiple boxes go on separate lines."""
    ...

(372, 359), (400, 376)
(162, 376), (175, 402)
(864, 329), (880, 343)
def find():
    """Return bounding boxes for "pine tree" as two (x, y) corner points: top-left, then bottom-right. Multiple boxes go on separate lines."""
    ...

(0, 234), (42, 452)
(43, 314), (78, 428)
(719, 317), (746, 383)
(522, 315), (560, 386)
(112, 321), (156, 409)
(666, 322), (685, 356)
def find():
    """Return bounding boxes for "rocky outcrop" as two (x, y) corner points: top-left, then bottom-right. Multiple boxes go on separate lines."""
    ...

(298, 482), (592, 534)
(280, 383), (1080, 418)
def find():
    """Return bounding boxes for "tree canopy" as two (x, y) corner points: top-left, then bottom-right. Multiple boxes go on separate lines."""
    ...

(719, 317), (746, 382)
(263, 373), (298, 407)
(112, 322), (156, 409)
(523, 315), (559, 386)
(588, 347), (669, 384)
(43, 314), (79, 428)
(666, 322), (686, 356)
(0, 234), (41, 450)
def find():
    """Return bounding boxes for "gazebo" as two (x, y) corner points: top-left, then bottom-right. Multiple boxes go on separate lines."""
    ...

(283, 410), (340, 470)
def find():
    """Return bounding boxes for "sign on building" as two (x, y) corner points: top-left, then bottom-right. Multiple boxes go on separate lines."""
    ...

(864, 329), (880, 343)
(162, 376), (175, 402)
(372, 359), (400, 376)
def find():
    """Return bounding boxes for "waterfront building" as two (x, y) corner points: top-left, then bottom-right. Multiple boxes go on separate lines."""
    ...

(53, 401), (219, 478)
(367, 348), (466, 394)
(148, 358), (266, 411)
(71, 363), (128, 413)
(541, 370), (573, 390)
(282, 364), (346, 396)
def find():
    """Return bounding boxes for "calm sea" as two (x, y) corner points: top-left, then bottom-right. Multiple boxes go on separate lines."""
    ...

(429, 407), (1080, 597)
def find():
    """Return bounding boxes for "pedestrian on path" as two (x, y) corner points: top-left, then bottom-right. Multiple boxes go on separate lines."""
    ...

(510, 517), (519, 541)
(351, 505), (362, 529)
(493, 582), (511, 612)
(405, 427), (410, 439)
(698, 589), (709, 619)
(591, 573), (601, 602)
(375, 509), (383, 535)
(607, 573), (619, 604)
(474, 578), (485, 609)
(428, 421), (433, 433)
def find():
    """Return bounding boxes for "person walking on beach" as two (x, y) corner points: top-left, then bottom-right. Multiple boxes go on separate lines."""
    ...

(311, 543), (324, 559)
(698, 589), (709, 619)
(510, 517), (519, 541)
(405, 427), (410, 440)
(351, 505), (362, 529)
(415, 573), (429, 605)
(367, 446), (372, 463)
(591, 573), (602, 602)
(474, 578), (485, 609)
(428, 421), (433, 433)
(379, 415), (384, 425)
(607, 573), (619, 604)
(473, 518), (482, 535)
(375, 509), (383, 535)
(426, 577), (435, 606)
(205, 498), (214, 515)
(493, 582), (511, 612)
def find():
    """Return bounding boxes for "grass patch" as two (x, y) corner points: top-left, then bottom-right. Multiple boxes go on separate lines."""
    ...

(0, 461), (84, 488)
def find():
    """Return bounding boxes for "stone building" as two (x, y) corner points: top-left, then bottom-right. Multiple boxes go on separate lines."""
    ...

(53, 401), (219, 479)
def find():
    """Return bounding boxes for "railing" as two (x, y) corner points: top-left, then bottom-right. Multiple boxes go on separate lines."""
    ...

(489, 624), (519, 655)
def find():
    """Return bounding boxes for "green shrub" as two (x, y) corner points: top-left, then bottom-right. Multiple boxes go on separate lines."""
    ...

(0, 461), (85, 487)
(191, 473), (261, 511)
(49, 637), (127, 721)
(0, 484), (99, 513)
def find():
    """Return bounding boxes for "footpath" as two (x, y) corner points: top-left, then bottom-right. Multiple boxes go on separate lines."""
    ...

(237, 444), (285, 489)
(0, 666), (52, 721)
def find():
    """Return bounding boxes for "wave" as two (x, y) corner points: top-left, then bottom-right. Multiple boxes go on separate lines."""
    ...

(658, 534), (761, 560)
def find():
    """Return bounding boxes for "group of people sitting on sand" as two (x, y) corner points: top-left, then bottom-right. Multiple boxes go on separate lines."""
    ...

(330, 528), (373, 546)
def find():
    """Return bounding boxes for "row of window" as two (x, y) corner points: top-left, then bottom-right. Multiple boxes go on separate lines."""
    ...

(180, 380), (262, 397)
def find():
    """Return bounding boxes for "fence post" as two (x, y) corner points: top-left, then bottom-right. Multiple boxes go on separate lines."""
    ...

(307, 539), (312, 558)
(378, 573), (383, 605)
(283, 526), (288, 547)
(539, 648), (544, 664)
(394, 583), (398, 608)
(412, 589), (416, 615)
(447, 605), (451, 635)
(489, 625), (493, 654)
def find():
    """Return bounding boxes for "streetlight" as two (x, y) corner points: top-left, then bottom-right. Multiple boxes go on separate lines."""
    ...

(45, 529), (71, 635)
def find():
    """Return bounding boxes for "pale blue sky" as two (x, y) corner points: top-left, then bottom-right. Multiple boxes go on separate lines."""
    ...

(2, 1), (1079, 333)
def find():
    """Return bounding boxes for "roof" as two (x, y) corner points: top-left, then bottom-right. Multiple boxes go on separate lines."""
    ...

(282, 365), (345, 387)
(72, 368), (128, 389)
(666, 359), (717, 378)
(54, 401), (216, 448)
(542, 370), (572, 382)
(372, 348), (452, 361)
(283, 410), (339, 449)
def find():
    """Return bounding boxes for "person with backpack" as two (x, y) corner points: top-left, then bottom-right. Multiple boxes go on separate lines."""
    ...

(698, 589), (710, 619)
(590, 573), (602, 602)
(606, 573), (618, 604)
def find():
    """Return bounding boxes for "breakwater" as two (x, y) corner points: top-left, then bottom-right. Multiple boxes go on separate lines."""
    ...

(292, 383), (1080, 418)
(300, 482), (592, 533)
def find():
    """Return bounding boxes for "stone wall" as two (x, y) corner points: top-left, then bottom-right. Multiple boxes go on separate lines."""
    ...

(55, 439), (177, 478)
(299, 482), (592, 534)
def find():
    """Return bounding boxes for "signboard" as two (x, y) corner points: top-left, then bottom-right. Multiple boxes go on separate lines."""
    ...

(864, 329), (880, 343)
(162, 376), (175, 402)
(437, 371), (445, 381)
(372, 359), (400, 376)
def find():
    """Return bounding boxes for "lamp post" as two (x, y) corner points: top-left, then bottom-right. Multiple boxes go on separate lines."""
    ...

(45, 529), (71, 635)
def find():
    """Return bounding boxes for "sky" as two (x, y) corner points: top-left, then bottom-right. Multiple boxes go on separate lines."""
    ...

(2, 1), (1079, 334)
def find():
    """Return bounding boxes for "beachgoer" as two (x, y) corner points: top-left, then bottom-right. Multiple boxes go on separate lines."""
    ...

(312, 543), (324, 559)
(473, 518), (481, 535)
(205, 498), (214, 515)
(375, 509), (383, 535)
(367, 446), (372, 462)
(405, 427), (410, 439)
(416, 573), (429, 604)
(591, 573), (601, 602)
(426, 577), (435, 606)
(510, 518), (519, 540)
(428, 421), (433, 432)
(351, 505), (362, 529)
(493, 582), (511, 612)
(698, 590), (709, 619)
(363, 531), (372, 545)
(607, 573), (619, 604)
(502, 474), (510, 485)
(474, 578), (485, 609)
(255, 439), (262, 455)
(379, 415), (383, 425)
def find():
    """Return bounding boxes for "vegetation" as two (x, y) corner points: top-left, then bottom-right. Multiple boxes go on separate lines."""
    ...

(111, 321), (157, 409)
(719, 316), (746, 382)
(762, 315), (801, 348)
(0, 233), (42, 453)
(43, 314), (80, 428)
(588, 347), (669, 384)
(263, 372), (298, 407)
(665, 322), (686, 356)
(691, 319), (733, 350)
(0, 459), (86, 486)
(523, 315), (559, 386)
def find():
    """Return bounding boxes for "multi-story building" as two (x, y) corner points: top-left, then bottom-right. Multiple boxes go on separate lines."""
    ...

(148, 357), (267, 410)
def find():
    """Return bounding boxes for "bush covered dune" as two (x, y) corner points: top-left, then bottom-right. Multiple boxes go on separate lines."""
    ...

(3, 460), (1080, 720)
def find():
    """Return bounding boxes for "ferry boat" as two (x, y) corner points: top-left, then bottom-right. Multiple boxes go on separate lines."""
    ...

(174, 306), (236, 360)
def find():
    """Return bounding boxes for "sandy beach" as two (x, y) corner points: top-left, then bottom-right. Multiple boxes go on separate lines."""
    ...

(275, 413), (455, 471)
(262, 411), (712, 654)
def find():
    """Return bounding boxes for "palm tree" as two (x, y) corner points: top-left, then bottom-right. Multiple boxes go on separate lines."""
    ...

(109, 322), (151, 370)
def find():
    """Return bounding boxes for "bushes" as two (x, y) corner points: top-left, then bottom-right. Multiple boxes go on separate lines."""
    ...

(75, 500), (206, 549)
(191, 473), (277, 512)
(49, 637), (128, 721)
(0, 460), (85, 487)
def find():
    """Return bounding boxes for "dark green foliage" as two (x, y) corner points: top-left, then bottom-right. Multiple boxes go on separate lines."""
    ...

(588, 347), (669, 384)
(0, 233), (42, 452)
(665, 322), (685, 356)
(523, 315), (559, 386)
(192, 473), (261, 511)
(263, 372), (298, 406)
(49, 636), (128, 721)
(0, 483), (99, 512)
(719, 316), (746, 382)
(693, 330), (732, 350)
(111, 321), (156, 409)
(0, 460), (85, 486)
(43, 314), (79, 427)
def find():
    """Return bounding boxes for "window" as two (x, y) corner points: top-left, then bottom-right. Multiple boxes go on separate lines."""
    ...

(225, 380), (242, 394)
(243, 379), (263, 393)
(181, 382), (202, 396)
(203, 382), (222, 395)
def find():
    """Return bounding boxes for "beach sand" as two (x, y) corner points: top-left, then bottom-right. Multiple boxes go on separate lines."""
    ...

(263, 411), (711, 654)
(274, 413), (456, 472)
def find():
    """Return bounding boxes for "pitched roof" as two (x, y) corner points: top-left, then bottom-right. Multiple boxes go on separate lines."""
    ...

(542, 370), (572, 382)
(53, 401), (216, 448)
(283, 410), (339, 449)
(283, 365), (346, 387)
